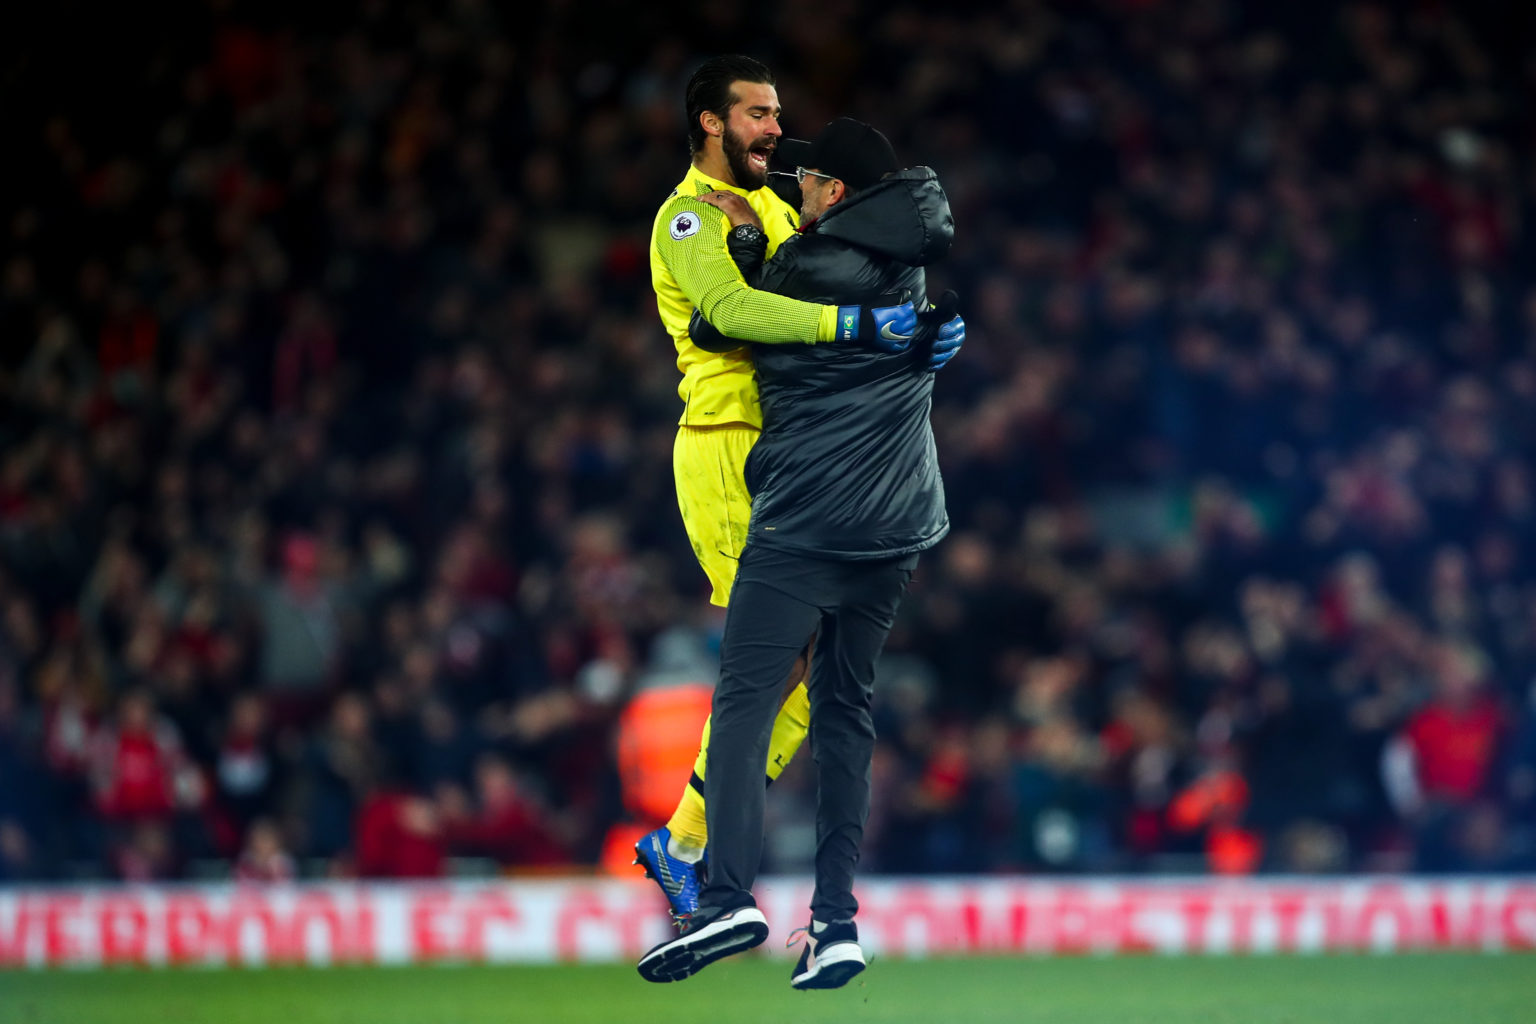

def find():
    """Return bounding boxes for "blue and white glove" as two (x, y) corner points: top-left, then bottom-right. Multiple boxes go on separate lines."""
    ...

(920, 290), (964, 371)
(836, 300), (918, 352)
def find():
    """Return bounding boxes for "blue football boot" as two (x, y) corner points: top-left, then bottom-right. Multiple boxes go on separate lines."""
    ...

(633, 826), (704, 924)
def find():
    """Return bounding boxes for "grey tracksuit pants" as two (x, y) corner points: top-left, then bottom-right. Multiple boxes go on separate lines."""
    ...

(700, 542), (917, 923)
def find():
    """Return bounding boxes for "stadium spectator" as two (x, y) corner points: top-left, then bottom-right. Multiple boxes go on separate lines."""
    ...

(439, 753), (572, 869)
(212, 692), (281, 842)
(113, 821), (180, 882)
(404, 696), (481, 791)
(1012, 716), (1111, 872)
(0, 675), (46, 880)
(353, 789), (446, 879)
(295, 691), (385, 861)
(234, 817), (297, 883)
(89, 688), (201, 823)
(253, 532), (344, 727)
(1382, 638), (1509, 870)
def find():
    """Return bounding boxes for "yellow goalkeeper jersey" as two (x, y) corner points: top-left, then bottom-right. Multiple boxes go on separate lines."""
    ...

(651, 164), (838, 428)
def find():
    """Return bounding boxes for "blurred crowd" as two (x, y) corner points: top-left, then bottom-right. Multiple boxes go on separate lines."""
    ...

(2, 0), (1535, 883)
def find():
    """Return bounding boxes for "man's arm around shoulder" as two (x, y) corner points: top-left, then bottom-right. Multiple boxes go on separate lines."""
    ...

(655, 193), (833, 345)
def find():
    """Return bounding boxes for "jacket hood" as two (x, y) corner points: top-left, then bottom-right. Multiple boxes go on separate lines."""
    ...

(814, 166), (954, 267)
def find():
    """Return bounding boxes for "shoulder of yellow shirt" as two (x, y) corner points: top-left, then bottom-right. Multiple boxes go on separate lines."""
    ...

(653, 176), (835, 346)
(655, 176), (796, 233)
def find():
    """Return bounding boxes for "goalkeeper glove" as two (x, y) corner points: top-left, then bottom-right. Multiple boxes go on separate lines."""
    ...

(835, 300), (917, 351)
(921, 290), (964, 371)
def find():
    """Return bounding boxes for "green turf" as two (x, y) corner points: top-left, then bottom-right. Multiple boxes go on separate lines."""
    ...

(0, 954), (1529, 1024)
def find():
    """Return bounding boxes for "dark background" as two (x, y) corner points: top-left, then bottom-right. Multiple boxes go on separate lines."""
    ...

(1, 0), (1534, 883)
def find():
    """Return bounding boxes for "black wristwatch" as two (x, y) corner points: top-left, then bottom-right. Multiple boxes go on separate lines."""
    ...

(728, 223), (766, 247)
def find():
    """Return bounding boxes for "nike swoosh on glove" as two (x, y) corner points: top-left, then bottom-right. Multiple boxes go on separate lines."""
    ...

(836, 301), (917, 351)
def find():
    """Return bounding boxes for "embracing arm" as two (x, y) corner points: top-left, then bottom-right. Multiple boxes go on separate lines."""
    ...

(660, 193), (916, 349)
(688, 214), (774, 353)
(657, 194), (833, 344)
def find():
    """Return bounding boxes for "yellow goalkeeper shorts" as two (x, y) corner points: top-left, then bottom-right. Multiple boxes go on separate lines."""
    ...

(673, 423), (757, 607)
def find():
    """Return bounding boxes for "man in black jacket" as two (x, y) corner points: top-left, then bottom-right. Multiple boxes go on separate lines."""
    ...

(637, 118), (962, 989)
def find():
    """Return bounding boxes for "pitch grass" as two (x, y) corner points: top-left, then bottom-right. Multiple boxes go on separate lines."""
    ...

(0, 953), (1529, 1024)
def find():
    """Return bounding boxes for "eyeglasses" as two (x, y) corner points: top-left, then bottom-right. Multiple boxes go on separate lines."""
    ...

(772, 167), (837, 185)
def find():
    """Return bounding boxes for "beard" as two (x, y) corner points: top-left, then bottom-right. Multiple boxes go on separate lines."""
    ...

(722, 124), (768, 190)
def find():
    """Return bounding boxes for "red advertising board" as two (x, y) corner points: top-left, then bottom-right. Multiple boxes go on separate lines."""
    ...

(1, 878), (1532, 967)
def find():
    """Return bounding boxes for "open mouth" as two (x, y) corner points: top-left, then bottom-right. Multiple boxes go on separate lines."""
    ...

(748, 145), (773, 171)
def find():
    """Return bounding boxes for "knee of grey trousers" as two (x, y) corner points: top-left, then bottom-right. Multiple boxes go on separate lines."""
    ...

(700, 570), (822, 911)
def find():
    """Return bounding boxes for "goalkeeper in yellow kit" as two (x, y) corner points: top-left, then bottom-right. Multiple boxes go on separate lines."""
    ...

(635, 54), (917, 923)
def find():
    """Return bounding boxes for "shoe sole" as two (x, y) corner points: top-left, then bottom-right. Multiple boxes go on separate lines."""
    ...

(637, 909), (769, 983)
(791, 942), (866, 990)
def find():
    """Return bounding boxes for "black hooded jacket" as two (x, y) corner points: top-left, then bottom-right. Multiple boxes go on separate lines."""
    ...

(692, 166), (954, 560)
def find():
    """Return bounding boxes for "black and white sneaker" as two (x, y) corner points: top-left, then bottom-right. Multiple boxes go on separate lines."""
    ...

(636, 904), (769, 983)
(788, 919), (866, 990)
